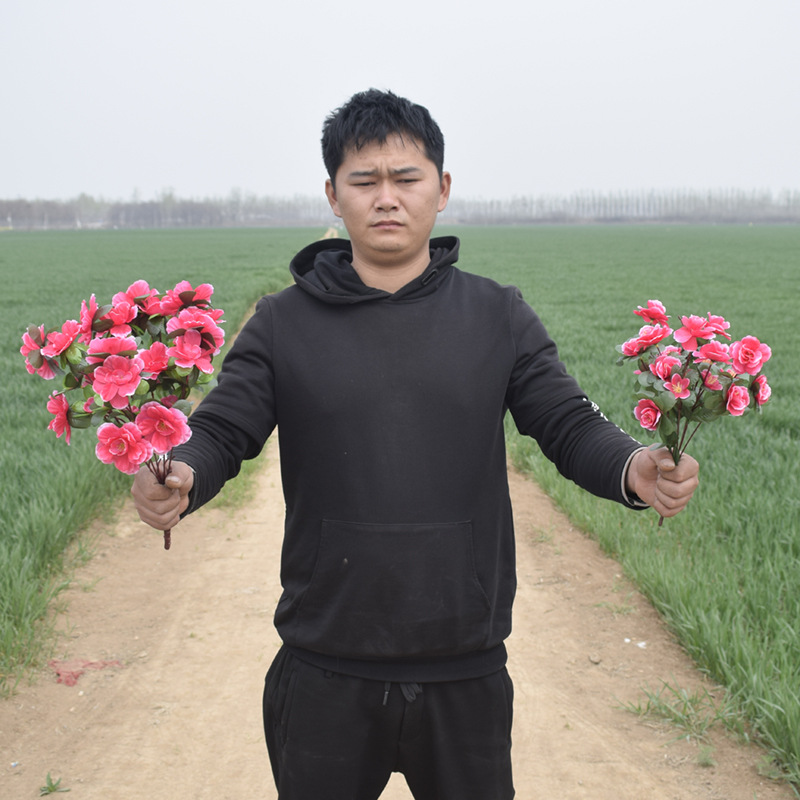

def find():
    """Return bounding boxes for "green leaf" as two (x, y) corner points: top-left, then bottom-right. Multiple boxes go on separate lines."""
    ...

(195, 371), (215, 386)
(701, 391), (726, 412)
(637, 371), (658, 389)
(690, 406), (725, 424)
(146, 317), (167, 338)
(655, 390), (678, 413)
(69, 414), (93, 430)
(64, 344), (84, 365)
(26, 324), (45, 345)
(172, 398), (194, 416)
(658, 413), (678, 445)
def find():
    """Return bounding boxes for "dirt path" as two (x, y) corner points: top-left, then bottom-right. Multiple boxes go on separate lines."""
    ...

(1, 438), (792, 799)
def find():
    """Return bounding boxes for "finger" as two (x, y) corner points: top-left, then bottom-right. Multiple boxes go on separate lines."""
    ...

(137, 502), (182, 532)
(666, 452), (699, 475)
(653, 488), (690, 517)
(654, 478), (698, 517)
(132, 471), (168, 501)
(132, 486), (181, 529)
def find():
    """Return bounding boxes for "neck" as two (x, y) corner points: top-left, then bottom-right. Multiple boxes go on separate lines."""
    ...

(350, 248), (431, 293)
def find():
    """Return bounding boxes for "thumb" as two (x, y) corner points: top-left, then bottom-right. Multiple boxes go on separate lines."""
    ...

(162, 461), (194, 493)
(165, 473), (186, 489)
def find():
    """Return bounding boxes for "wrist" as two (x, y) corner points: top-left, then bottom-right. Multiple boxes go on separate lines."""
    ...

(622, 447), (649, 508)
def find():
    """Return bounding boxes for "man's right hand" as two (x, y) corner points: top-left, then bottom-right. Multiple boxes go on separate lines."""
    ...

(131, 460), (194, 532)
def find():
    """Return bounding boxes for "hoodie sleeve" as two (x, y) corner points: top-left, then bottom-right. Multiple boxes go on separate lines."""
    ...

(172, 295), (278, 511)
(504, 288), (643, 505)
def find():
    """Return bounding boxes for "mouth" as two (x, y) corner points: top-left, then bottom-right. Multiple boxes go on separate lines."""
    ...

(372, 220), (403, 229)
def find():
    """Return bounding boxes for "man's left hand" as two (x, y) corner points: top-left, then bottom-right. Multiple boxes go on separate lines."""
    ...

(626, 448), (700, 519)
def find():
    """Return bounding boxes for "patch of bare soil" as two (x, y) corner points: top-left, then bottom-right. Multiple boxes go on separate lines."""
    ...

(1, 438), (793, 799)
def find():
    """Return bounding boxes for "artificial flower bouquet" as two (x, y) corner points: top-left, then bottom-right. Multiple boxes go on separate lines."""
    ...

(617, 300), (771, 522)
(21, 280), (225, 549)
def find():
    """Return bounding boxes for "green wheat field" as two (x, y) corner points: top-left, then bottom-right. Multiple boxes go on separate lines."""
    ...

(2, 225), (798, 781)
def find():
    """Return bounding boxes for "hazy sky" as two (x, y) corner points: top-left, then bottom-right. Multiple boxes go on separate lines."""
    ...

(3, 0), (798, 202)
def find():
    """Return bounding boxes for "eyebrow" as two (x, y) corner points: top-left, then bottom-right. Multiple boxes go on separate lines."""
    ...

(346, 166), (424, 179)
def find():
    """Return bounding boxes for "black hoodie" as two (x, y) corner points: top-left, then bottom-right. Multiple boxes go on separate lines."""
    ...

(175, 236), (643, 681)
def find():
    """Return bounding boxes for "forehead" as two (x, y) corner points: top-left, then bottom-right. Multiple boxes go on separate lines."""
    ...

(339, 134), (433, 172)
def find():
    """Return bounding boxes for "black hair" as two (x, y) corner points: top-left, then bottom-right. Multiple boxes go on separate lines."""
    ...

(321, 89), (445, 185)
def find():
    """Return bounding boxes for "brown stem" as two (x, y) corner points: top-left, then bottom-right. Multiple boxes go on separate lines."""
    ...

(146, 454), (174, 551)
(680, 422), (703, 456)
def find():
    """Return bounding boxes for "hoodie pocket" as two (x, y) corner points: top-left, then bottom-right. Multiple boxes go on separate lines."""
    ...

(294, 519), (492, 659)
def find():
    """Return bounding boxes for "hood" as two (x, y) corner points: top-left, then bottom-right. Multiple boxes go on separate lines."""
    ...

(289, 235), (460, 305)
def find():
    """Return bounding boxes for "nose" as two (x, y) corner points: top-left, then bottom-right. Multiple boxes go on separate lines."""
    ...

(374, 180), (399, 211)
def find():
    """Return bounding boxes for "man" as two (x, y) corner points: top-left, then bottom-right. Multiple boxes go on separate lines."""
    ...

(132, 89), (699, 800)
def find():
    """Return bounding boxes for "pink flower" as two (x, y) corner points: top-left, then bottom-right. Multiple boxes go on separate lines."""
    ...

(633, 300), (669, 326)
(702, 371), (724, 391)
(168, 330), (214, 373)
(92, 354), (144, 408)
(638, 324), (672, 348)
(649, 353), (682, 381)
(47, 392), (72, 444)
(706, 313), (731, 340)
(730, 336), (772, 376)
(664, 374), (691, 399)
(103, 300), (138, 337)
(95, 422), (154, 474)
(694, 341), (730, 363)
(20, 324), (57, 379)
(113, 280), (162, 315)
(621, 324), (672, 356)
(621, 338), (645, 357)
(726, 384), (751, 416)
(634, 398), (662, 431)
(79, 294), (100, 343)
(42, 319), (81, 358)
(167, 307), (225, 354)
(136, 402), (192, 453)
(160, 281), (215, 315)
(87, 335), (138, 364)
(674, 315), (716, 351)
(139, 341), (170, 376)
(752, 374), (772, 406)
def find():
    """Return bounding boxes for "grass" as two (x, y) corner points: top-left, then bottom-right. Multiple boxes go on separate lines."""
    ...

(438, 223), (800, 783)
(39, 772), (70, 795)
(2, 223), (799, 785)
(0, 228), (310, 693)
(618, 679), (734, 742)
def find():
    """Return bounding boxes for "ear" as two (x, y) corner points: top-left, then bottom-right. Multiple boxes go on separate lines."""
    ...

(325, 179), (342, 218)
(437, 171), (452, 213)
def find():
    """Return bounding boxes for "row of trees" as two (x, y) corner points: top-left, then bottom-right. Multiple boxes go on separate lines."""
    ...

(2, 188), (798, 230)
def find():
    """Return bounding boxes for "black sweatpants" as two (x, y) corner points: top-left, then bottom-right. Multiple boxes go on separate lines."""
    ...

(263, 647), (515, 800)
